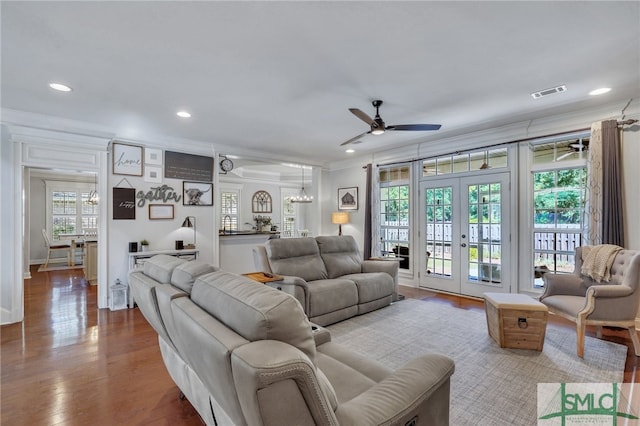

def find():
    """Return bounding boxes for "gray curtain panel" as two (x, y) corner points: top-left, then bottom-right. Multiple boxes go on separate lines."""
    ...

(601, 119), (625, 246)
(364, 163), (372, 259)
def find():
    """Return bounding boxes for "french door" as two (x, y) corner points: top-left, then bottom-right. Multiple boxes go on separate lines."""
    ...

(419, 173), (511, 297)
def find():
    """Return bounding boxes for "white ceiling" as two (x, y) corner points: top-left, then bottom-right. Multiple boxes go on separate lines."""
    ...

(2, 1), (639, 167)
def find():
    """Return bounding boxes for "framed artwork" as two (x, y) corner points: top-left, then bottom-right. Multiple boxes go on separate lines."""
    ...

(112, 187), (136, 220)
(338, 187), (358, 210)
(144, 166), (162, 183)
(183, 181), (213, 206)
(252, 190), (272, 213)
(149, 204), (174, 220)
(112, 142), (143, 176)
(145, 148), (163, 165)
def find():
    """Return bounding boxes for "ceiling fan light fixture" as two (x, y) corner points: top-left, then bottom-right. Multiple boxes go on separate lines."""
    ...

(371, 128), (385, 135)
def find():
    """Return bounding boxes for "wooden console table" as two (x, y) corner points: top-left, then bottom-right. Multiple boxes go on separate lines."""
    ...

(127, 248), (199, 307)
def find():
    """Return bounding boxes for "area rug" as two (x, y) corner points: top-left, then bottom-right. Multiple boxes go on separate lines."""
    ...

(36, 264), (84, 272)
(327, 298), (627, 426)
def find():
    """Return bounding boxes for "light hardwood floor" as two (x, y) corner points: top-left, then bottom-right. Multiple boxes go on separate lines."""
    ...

(2, 267), (638, 425)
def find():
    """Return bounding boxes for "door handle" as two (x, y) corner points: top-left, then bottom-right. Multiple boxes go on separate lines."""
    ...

(461, 243), (467, 247)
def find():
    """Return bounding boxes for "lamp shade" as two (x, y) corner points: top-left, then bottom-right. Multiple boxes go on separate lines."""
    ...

(331, 212), (350, 225)
(181, 217), (193, 228)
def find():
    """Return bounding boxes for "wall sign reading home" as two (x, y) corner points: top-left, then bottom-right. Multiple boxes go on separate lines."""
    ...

(112, 142), (143, 176)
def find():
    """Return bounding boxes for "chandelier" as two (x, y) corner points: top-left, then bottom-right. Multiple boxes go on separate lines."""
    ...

(290, 166), (313, 203)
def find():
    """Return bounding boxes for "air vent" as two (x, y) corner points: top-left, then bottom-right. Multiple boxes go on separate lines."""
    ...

(531, 85), (567, 99)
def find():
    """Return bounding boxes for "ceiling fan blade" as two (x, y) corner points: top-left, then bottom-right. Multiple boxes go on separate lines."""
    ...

(349, 108), (375, 126)
(387, 124), (442, 131)
(340, 131), (370, 146)
(556, 151), (575, 161)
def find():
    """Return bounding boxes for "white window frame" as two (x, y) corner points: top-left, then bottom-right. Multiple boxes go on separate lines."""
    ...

(524, 133), (589, 291)
(219, 184), (242, 232)
(45, 180), (97, 240)
(280, 188), (299, 238)
(378, 165), (411, 270)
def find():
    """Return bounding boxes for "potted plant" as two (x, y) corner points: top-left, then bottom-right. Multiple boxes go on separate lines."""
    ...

(140, 239), (149, 252)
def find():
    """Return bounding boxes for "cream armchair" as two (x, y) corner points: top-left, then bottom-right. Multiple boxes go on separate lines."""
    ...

(540, 247), (640, 358)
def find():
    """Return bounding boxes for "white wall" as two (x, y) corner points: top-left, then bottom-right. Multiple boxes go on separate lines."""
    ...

(321, 166), (367, 247)
(621, 124), (640, 250)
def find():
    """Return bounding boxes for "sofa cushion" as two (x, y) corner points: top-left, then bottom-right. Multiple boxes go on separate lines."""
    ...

(342, 272), (395, 303)
(190, 271), (316, 361)
(316, 236), (363, 279)
(266, 237), (328, 282)
(143, 255), (187, 284)
(171, 260), (218, 294)
(307, 279), (358, 317)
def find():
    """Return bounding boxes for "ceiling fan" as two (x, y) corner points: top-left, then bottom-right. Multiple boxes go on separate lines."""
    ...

(340, 100), (441, 146)
(556, 139), (589, 161)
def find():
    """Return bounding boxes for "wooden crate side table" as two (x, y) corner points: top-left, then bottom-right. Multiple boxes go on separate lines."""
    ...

(484, 292), (548, 351)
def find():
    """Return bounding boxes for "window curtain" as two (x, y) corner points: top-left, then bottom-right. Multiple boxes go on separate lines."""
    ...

(363, 164), (372, 260)
(371, 165), (382, 258)
(584, 120), (624, 246)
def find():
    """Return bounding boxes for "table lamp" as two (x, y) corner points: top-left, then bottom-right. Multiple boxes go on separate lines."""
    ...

(181, 216), (196, 248)
(331, 212), (349, 236)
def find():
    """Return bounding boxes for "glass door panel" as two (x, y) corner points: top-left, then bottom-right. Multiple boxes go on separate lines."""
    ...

(420, 173), (510, 297)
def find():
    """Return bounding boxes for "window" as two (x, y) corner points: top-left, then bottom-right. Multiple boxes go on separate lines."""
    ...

(47, 181), (97, 240)
(281, 188), (298, 238)
(220, 189), (240, 231)
(422, 148), (508, 177)
(379, 165), (410, 269)
(530, 136), (588, 287)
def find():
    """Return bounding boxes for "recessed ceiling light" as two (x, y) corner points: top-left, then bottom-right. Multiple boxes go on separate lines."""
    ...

(346, 149), (355, 153)
(176, 111), (191, 118)
(49, 82), (72, 92)
(589, 87), (611, 96)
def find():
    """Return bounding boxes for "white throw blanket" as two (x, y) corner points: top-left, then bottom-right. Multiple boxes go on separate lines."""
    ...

(581, 244), (623, 282)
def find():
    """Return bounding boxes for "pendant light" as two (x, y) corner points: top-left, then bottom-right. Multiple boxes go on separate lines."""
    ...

(290, 166), (313, 203)
(88, 173), (99, 205)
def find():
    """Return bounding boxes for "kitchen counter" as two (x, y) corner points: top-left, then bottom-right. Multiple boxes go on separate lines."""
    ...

(219, 232), (279, 273)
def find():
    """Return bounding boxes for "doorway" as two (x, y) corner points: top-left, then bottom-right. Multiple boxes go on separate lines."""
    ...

(418, 173), (511, 297)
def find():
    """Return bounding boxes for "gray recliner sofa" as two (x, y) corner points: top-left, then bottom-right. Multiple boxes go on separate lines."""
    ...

(253, 235), (399, 326)
(129, 254), (454, 426)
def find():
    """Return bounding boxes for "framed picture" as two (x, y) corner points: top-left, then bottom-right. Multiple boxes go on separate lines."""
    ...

(145, 148), (163, 165)
(112, 142), (143, 176)
(338, 187), (358, 210)
(149, 204), (174, 220)
(183, 181), (213, 206)
(112, 187), (136, 220)
(144, 166), (162, 183)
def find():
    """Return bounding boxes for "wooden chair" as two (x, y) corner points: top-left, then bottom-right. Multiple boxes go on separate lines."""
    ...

(540, 247), (640, 358)
(42, 229), (71, 268)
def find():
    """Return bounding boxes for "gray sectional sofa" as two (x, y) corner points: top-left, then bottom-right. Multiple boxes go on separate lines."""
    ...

(129, 254), (454, 426)
(253, 235), (399, 326)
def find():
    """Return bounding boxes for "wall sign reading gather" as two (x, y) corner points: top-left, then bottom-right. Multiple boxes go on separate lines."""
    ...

(136, 185), (182, 207)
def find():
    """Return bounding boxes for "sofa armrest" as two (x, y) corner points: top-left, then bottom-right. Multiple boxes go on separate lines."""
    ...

(541, 273), (586, 300)
(335, 354), (455, 426)
(362, 260), (399, 301)
(265, 276), (310, 314)
(232, 340), (339, 426)
(310, 323), (332, 346)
